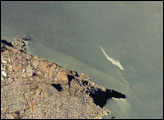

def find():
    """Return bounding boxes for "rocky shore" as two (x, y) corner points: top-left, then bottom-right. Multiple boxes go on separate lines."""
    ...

(1, 37), (126, 119)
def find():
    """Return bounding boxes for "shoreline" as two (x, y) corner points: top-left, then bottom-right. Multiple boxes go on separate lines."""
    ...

(1, 37), (126, 119)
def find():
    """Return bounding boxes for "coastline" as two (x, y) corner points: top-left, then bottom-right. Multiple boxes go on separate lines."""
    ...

(1, 37), (126, 119)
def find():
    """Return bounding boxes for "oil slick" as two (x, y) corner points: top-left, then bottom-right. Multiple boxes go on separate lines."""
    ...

(100, 46), (124, 71)
(129, 65), (135, 72)
(112, 98), (131, 117)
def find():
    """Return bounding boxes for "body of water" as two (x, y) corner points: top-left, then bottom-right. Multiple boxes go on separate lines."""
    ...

(1, 1), (163, 119)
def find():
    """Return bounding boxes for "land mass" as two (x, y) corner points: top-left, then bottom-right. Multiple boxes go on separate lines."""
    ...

(1, 37), (126, 119)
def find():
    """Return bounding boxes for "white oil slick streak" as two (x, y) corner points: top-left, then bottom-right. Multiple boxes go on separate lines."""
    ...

(129, 65), (134, 72)
(112, 98), (131, 116)
(100, 46), (124, 70)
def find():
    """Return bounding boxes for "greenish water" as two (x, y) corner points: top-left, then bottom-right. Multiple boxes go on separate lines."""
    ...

(1, 1), (163, 119)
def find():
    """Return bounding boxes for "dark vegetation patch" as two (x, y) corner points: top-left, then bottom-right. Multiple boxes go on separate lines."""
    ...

(51, 84), (62, 92)
(1, 40), (13, 47)
(1, 40), (13, 52)
(82, 81), (88, 86)
(88, 88), (126, 108)
(67, 75), (74, 88)
(1, 45), (7, 52)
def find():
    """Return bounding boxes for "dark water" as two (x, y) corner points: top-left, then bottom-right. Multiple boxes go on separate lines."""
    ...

(1, 1), (163, 119)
